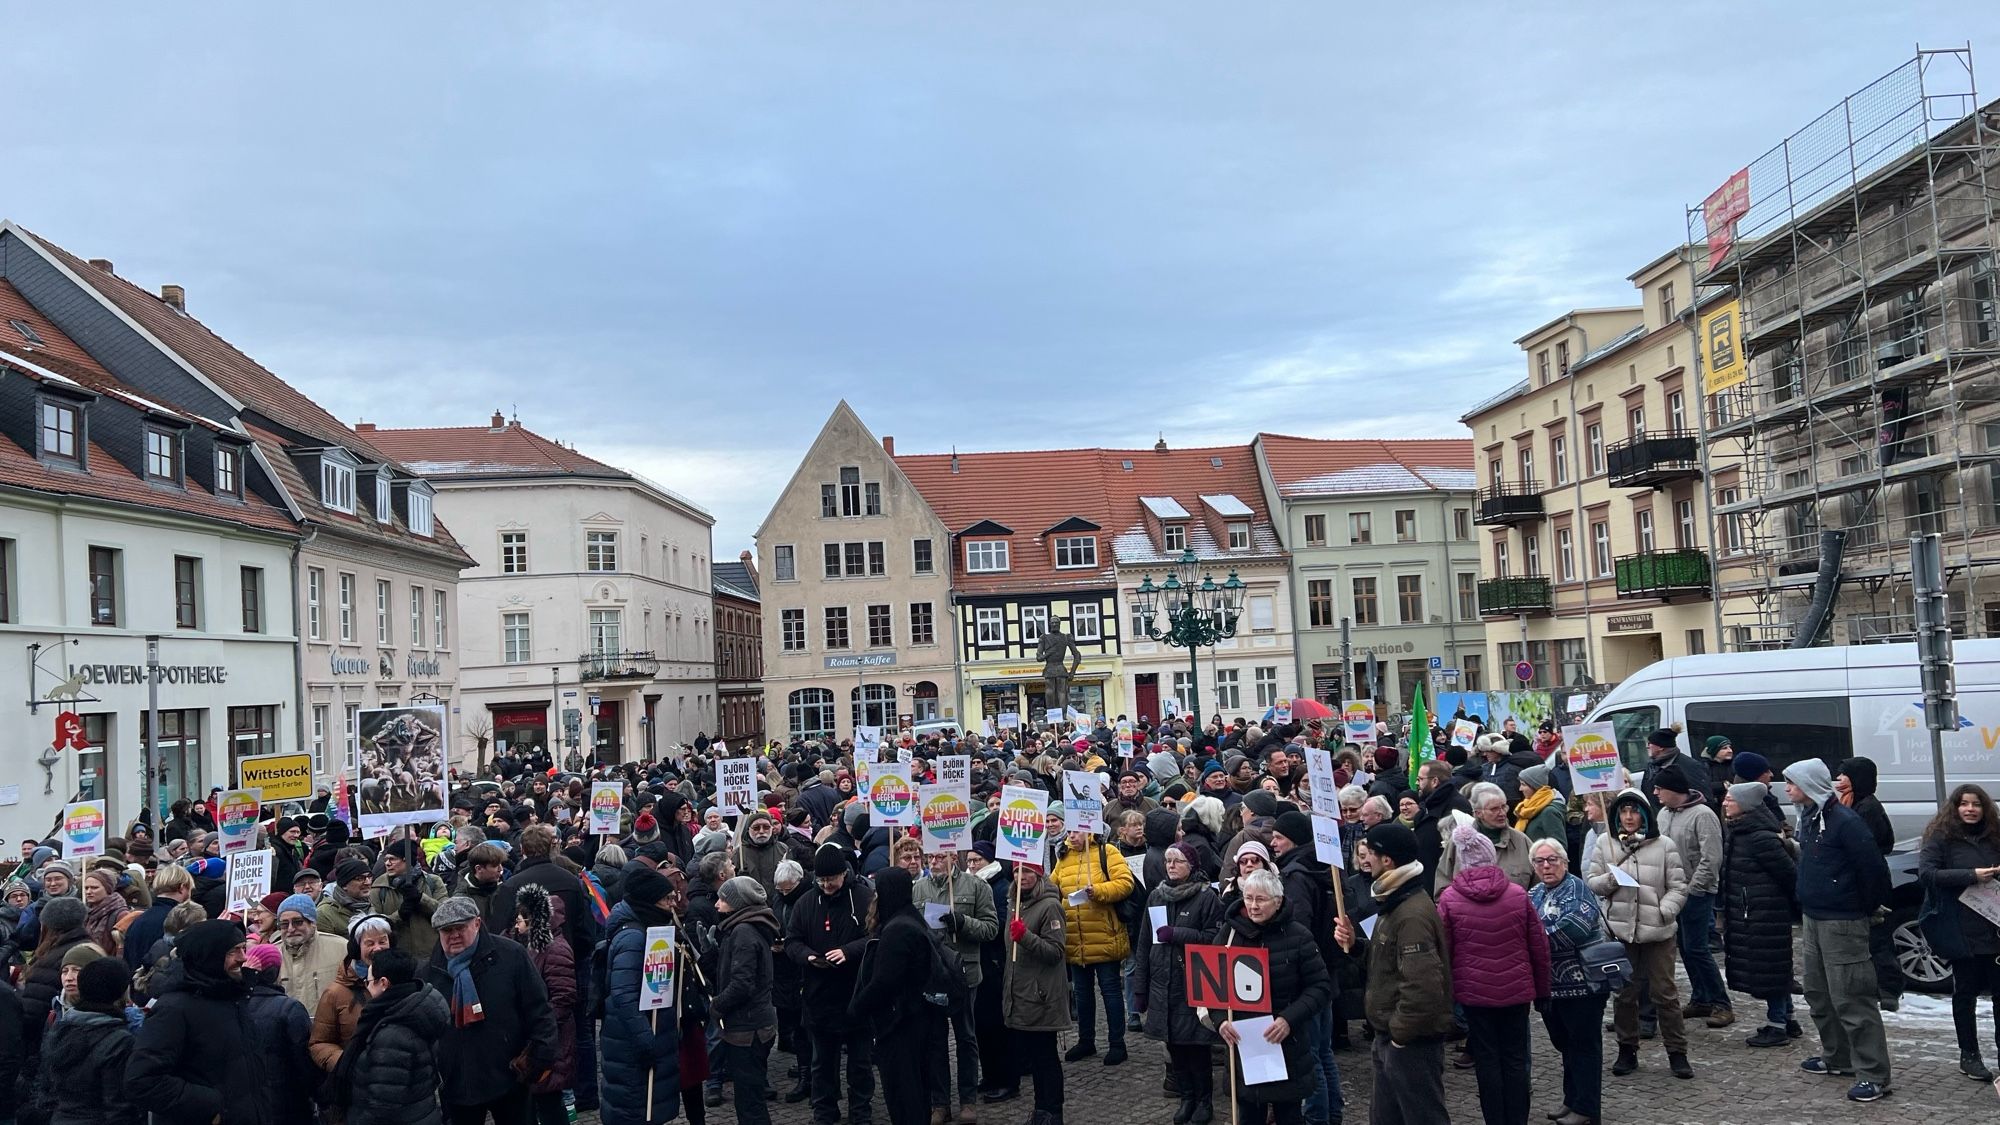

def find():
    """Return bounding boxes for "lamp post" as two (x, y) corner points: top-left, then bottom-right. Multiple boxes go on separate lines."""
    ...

(1133, 549), (1245, 730)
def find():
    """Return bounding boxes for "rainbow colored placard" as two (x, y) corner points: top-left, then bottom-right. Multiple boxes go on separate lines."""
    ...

(1563, 722), (1623, 795)
(588, 782), (625, 836)
(867, 761), (918, 827)
(639, 925), (677, 1011)
(217, 789), (263, 854)
(62, 800), (106, 858)
(996, 784), (1048, 866)
(1342, 699), (1377, 745)
(919, 784), (972, 853)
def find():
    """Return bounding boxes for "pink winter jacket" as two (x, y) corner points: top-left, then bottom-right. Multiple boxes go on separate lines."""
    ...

(1437, 865), (1552, 1008)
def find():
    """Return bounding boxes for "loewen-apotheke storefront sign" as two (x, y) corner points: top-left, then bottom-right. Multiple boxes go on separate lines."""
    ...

(69, 663), (229, 686)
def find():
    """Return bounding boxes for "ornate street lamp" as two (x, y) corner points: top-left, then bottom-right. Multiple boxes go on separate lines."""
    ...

(1134, 549), (1245, 728)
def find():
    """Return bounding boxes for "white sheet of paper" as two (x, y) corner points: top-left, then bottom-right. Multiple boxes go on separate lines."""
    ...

(1149, 905), (1168, 934)
(924, 901), (951, 930)
(1361, 915), (1380, 939)
(1067, 888), (1092, 906)
(1311, 813), (1344, 870)
(1609, 865), (1640, 888)
(1960, 880), (2000, 929)
(1231, 1016), (1289, 1085)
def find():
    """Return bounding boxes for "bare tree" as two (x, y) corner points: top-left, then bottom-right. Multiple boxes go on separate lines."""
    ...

(463, 711), (493, 776)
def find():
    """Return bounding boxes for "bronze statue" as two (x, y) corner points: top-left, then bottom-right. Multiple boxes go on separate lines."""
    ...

(1036, 622), (1084, 723)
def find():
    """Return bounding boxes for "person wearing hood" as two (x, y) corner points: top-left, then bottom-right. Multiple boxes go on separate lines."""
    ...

(656, 793), (698, 866)
(511, 885), (578, 1125)
(1437, 824), (1550, 1125)
(1178, 796), (1226, 883)
(915, 850), (998, 1124)
(797, 770), (842, 833)
(36, 956), (139, 1125)
(849, 868), (933, 1125)
(1003, 858), (1069, 1125)
(706, 876), (780, 1125)
(330, 947), (451, 1125)
(1783, 758), (1892, 1103)
(1654, 765), (1730, 1029)
(1585, 787), (1693, 1081)
(788, 846), (876, 1125)
(128, 919), (274, 1124)
(1200, 867), (1332, 1125)
(1918, 782), (2000, 1081)
(1835, 757), (1903, 1013)
(598, 866), (684, 1125)
(1720, 782), (1801, 1051)
(239, 942), (316, 1123)
(492, 825), (600, 1109)
(1512, 764), (1567, 847)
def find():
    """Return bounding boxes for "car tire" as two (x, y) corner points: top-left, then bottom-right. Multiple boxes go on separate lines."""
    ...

(1889, 904), (1954, 994)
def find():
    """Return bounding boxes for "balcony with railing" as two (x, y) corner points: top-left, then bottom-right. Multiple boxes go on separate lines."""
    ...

(1606, 431), (1702, 489)
(1478, 576), (1553, 617)
(1475, 480), (1545, 526)
(578, 651), (661, 681)
(1613, 549), (1712, 600)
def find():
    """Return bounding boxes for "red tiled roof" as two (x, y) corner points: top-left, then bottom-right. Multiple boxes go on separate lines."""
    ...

(1094, 444), (1284, 566)
(893, 448), (1117, 594)
(362, 421), (628, 480)
(1256, 434), (1476, 497)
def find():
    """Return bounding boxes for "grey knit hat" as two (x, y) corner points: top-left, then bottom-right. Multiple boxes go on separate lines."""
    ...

(40, 896), (86, 934)
(718, 875), (768, 911)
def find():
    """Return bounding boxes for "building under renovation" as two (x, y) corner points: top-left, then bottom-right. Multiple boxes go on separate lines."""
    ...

(1692, 49), (2000, 649)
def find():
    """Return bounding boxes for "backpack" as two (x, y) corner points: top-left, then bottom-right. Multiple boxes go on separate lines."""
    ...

(1098, 845), (1145, 931)
(920, 928), (970, 1008)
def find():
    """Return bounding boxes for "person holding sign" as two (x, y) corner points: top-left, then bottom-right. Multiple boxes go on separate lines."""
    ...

(1199, 868), (1333, 1125)
(600, 866), (685, 1125)
(1268, 813), (1344, 1125)
(1917, 783), (2000, 1081)
(1002, 859), (1069, 1125)
(1135, 842), (1223, 1125)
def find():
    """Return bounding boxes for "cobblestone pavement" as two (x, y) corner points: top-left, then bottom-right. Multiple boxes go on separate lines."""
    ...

(581, 990), (2000, 1125)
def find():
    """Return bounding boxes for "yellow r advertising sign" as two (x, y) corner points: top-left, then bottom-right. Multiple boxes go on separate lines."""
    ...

(1700, 298), (1745, 396)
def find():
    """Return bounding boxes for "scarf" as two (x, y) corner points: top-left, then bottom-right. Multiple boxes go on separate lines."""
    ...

(1476, 820), (1506, 843)
(1155, 876), (1206, 904)
(1513, 786), (1558, 833)
(445, 939), (484, 1027)
(83, 895), (125, 955)
(1371, 859), (1425, 901)
(328, 883), (371, 912)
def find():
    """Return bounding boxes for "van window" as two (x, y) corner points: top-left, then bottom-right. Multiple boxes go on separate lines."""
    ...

(1599, 706), (1661, 774)
(1684, 697), (1851, 777)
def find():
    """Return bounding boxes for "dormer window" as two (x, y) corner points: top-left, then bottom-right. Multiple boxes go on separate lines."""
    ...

(144, 427), (181, 484)
(215, 445), (241, 499)
(1053, 536), (1097, 569)
(375, 474), (392, 523)
(408, 488), (434, 537)
(320, 453), (356, 513)
(1226, 522), (1250, 550)
(39, 400), (80, 464)
(1163, 523), (1187, 552)
(965, 540), (1009, 573)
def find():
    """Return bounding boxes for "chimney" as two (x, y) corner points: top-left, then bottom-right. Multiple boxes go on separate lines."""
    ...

(1154, 434), (1169, 453)
(882, 435), (895, 455)
(950, 446), (959, 474)
(87, 258), (114, 274)
(740, 548), (758, 582)
(490, 411), (506, 431)
(355, 422), (376, 432)
(160, 284), (186, 312)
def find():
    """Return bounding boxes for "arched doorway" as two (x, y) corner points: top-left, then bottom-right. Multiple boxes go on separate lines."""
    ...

(911, 680), (940, 722)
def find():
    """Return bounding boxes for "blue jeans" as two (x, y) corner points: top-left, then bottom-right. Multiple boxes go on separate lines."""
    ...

(1766, 994), (1794, 1025)
(1676, 893), (1729, 1009)
(1070, 962), (1125, 1051)
(1302, 1008), (1344, 1125)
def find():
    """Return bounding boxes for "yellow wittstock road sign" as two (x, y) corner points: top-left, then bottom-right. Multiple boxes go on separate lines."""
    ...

(237, 753), (315, 801)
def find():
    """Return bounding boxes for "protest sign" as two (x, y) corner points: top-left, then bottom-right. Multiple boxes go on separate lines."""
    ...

(1045, 708), (1063, 727)
(854, 726), (882, 756)
(354, 704), (451, 834)
(996, 785), (1049, 866)
(1303, 749), (1339, 817)
(1062, 770), (1107, 835)
(1274, 700), (1292, 726)
(1184, 944), (1271, 1012)
(216, 788), (263, 854)
(936, 755), (971, 790)
(639, 925), (678, 1011)
(996, 712), (1020, 730)
(867, 760), (918, 828)
(62, 800), (106, 858)
(716, 757), (758, 813)
(589, 781), (626, 836)
(1563, 722), (1623, 795)
(919, 783), (973, 853)
(1450, 719), (1479, 752)
(1342, 699), (1377, 745)
(1311, 813), (1345, 869)
(1116, 718), (1134, 758)
(225, 848), (272, 915)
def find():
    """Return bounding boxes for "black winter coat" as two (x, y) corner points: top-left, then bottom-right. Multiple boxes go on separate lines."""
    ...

(493, 856), (598, 980)
(1367, 767), (1410, 805)
(598, 903), (683, 1125)
(342, 983), (449, 1125)
(38, 1009), (138, 1125)
(126, 969), (269, 1124)
(1205, 900), (1334, 1105)
(848, 909), (930, 1035)
(0, 978), (19, 1121)
(243, 982), (315, 1124)
(1136, 882), (1223, 1045)
(1720, 805), (1797, 999)
(20, 927), (91, 1062)
(419, 931), (557, 1107)
(1919, 824), (2000, 957)
(1413, 782), (1470, 889)
(1275, 846), (1341, 987)
(711, 906), (780, 1039)
(785, 879), (873, 1028)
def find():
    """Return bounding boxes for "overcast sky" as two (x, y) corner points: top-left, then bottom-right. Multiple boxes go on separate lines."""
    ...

(9, 3), (1998, 553)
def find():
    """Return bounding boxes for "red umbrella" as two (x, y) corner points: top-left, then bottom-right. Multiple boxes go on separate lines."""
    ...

(1286, 698), (1335, 721)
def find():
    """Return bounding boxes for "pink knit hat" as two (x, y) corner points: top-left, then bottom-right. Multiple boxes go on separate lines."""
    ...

(243, 942), (283, 973)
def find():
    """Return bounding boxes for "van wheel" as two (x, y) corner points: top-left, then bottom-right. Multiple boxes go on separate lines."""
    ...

(1889, 905), (1954, 993)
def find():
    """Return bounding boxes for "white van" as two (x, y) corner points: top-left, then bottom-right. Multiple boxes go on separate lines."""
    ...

(1585, 639), (2000, 839)
(1586, 641), (2000, 992)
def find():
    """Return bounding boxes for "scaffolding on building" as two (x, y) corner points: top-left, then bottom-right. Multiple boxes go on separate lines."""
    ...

(1685, 47), (2000, 650)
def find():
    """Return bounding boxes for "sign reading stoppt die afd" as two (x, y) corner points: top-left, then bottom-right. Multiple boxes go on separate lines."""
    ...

(1183, 944), (1271, 1013)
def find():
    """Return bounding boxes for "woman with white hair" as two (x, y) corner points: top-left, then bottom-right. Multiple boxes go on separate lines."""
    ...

(1202, 867), (1332, 1125)
(1530, 837), (1609, 1125)
(1435, 782), (1534, 890)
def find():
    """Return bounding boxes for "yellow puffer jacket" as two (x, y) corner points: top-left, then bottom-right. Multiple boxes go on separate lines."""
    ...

(1050, 838), (1135, 966)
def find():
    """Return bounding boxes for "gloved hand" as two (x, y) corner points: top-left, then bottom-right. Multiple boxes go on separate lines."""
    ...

(1009, 918), (1027, 942)
(1155, 926), (1173, 944)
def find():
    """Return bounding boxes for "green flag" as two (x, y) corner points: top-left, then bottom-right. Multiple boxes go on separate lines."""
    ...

(1406, 682), (1432, 772)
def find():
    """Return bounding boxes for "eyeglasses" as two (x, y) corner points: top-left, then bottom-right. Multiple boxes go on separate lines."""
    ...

(279, 917), (315, 929)
(1240, 894), (1275, 906)
(1530, 857), (1565, 866)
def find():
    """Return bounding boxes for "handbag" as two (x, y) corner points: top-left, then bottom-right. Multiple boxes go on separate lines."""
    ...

(1919, 884), (1971, 963)
(1578, 938), (1634, 995)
